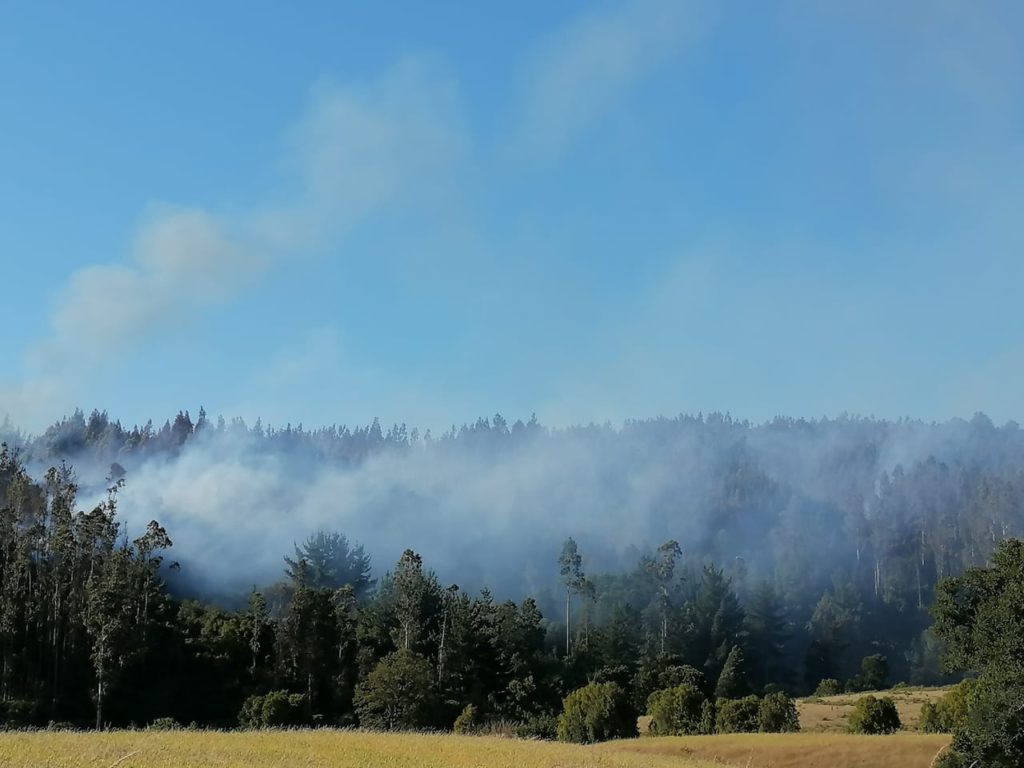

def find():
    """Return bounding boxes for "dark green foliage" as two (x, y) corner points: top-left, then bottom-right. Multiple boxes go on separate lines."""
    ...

(5, 410), (1024, 734)
(714, 646), (750, 699)
(238, 691), (310, 728)
(847, 695), (901, 734)
(715, 695), (761, 733)
(453, 703), (478, 735)
(146, 717), (181, 730)
(859, 654), (889, 690)
(646, 684), (710, 736)
(556, 682), (637, 744)
(284, 531), (373, 596)
(353, 649), (436, 730)
(514, 713), (558, 740)
(758, 692), (800, 732)
(814, 678), (842, 697)
(919, 680), (974, 734)
(933, 539), (1024, 767)
(632, 657), (709, 711)
(945, 670), (1024, 767)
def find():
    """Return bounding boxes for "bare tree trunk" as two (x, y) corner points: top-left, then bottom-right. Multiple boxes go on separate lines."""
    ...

(565, 589), (571, 658)
(95, 674), (103, 730)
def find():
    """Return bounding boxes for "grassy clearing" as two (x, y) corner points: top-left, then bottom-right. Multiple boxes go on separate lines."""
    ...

(797, 685), (952, 732)
(613, 732), (951, 768)
(0, 729), (723, 768)
(0, 729), (953, 768)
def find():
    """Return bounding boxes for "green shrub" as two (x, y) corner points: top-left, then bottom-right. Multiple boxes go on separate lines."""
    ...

(453, 704), (478, 735)
(354, 649), (436, 730)
(848, 695), (901, 734)
(238, 690), (310, 728)
(714, 646), (750, 699)
(860, 654), (890, 690)
(146, 717), (180, 731)
(814, 678), (842, 697)
(924, 680), (976, 734)
(632, 660), (708, 710)
(758, 691), (800, 733)
(0, 699), (39, 727)
(699, 699), (716, 735)
(715, 695), (761, 734)
(514, 713), (558, 740)
(940, 671), (1024, 767)
(919, 701), (943, 733)
(556, 681), (637, 744)
(647, 684), (709, 736)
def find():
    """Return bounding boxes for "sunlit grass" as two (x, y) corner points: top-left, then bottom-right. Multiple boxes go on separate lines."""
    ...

(0, 729), (720, 768)
(0, 728), (953, 768)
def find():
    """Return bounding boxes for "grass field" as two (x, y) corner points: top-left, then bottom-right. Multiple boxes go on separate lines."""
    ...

(0, 729), (952, 768)
(796, 685), (951, 732)
(0, 687), (955, 768)
(0, 730), (724, 768)
(617, 733), (950, 768)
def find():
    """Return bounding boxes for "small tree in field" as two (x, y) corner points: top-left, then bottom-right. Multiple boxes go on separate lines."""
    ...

(848, 695), (901, 734)
(647, 684), (710, 736)
(758, 691), (800, 732)
(716, 695), (761, 733)
(556, 682), (637, 744)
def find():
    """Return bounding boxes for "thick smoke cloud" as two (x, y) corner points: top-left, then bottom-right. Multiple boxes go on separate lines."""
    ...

(62, 412), (1023, 604)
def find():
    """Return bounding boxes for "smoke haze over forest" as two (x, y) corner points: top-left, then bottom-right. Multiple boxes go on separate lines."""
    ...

(4, 408), (1022, 607)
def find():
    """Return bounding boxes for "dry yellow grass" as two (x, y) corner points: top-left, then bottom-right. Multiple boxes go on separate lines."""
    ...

(0, 729), (957, 768)
(796, 686), (952, 732)
(0, 729), (954, 768)
(612, 732), (951, 768)
(0, 729), (723, 768)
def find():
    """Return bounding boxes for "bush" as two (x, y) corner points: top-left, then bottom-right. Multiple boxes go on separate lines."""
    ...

(146, 717), (180, 731)
(848, 695), (901, 734)
(632, 659), (708, 710)
(354, 649), (436, 730)
(453, 704), (478, 735)
(647, 684), (710, 736)
(814, 678), (842, 697)
(942, 670), (1024, 767)
(860, 654), (890, 690)
(556, 682), (638, 744)
(920, 680), (975, 734)
(715, 696), (761, 734)
(699, 699), (716, 735)
(514, 713), (558, 740)
(238, 690), (310, 728)
(758, 692), (800, 733)
(0, 699), (39, 727)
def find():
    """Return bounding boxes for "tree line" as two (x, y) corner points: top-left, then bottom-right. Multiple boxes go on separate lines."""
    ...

(0, 439), (981, 732)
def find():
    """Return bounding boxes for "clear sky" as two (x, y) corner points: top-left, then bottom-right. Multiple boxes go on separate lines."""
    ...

(1, 1), (1022, 433)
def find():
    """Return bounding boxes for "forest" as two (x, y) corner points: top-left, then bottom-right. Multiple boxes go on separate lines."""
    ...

(0, 407), (1022, 731)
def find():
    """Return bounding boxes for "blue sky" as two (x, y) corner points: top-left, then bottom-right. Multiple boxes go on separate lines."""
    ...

(1, 1), (1022, 432)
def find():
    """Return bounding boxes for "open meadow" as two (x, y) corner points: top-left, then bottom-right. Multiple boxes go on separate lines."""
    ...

(0, 729), (952, 768)
(796, 686), (951, 732)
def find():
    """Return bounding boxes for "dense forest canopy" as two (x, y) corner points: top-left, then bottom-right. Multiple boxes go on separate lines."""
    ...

(0, 407), (1022, 729)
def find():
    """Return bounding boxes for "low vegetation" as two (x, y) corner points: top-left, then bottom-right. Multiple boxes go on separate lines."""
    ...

(847, 695), (901, 734)
(0, 730), (954, 768)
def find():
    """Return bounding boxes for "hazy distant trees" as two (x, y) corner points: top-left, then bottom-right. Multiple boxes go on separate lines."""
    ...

(3, 402), (1024, 732)
(284, 531), (373, 596)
